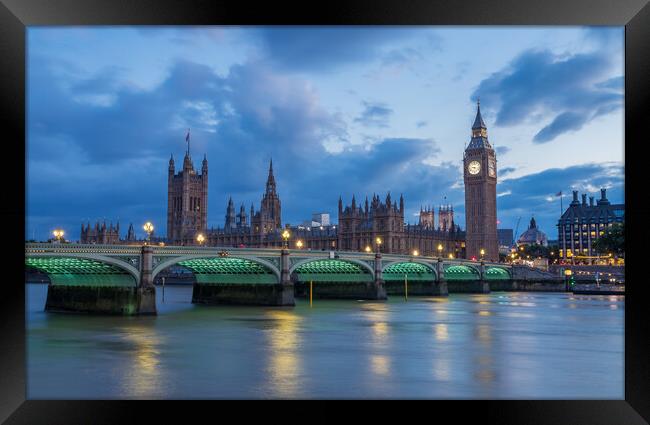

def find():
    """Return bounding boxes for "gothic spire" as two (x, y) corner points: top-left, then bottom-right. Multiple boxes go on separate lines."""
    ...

(266, 158), (276, 194)
(472, 98), (486, 130)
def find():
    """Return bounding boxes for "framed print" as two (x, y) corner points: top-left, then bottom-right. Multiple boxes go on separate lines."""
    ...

(2, 0), (649, 423)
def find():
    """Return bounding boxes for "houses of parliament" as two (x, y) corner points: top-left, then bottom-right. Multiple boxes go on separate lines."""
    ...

(81, 103), (499, 261)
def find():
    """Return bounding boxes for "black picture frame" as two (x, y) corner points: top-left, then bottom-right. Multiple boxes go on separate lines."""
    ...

(2, 0), (649, 423)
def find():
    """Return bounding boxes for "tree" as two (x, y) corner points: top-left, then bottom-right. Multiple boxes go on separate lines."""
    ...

(592, 222), (624, 257)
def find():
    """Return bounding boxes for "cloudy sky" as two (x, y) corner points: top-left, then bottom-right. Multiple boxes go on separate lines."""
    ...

(26, 26), (624, 242)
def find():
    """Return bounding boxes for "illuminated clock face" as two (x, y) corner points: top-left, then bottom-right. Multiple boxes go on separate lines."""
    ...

(488, 159), (496, 177)
(468, 160), (481, 175)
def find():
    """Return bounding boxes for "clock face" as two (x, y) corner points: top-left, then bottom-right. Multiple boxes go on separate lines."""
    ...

(468, 160), (481, 175)
(488, 159), (496, 177)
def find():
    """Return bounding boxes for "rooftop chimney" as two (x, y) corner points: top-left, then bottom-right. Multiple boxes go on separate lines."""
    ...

(581, 194), (587, 206)
(597, 188), (611, 206)
(589, 196), (594, 207)
(571, 190), (579, 205)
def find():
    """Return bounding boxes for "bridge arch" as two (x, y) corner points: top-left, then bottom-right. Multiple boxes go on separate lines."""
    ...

(444, 264), (481, 280)
(382, 260), (437, 281)
(485, 266), (511, 279)
(25, 254), (139, 286)
(290, 258), (375, 282)
(152, 254), (281, 283)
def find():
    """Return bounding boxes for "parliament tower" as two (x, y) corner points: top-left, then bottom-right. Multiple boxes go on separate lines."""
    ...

(167, 141), (208, 244)
(463, 101), (498, 261)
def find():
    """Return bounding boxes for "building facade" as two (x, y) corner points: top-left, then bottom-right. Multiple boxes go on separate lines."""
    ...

(463, 101), (499, 261)
(80, 221), (121, 244)
(207, 160), (286, 248)
(557, 189), (624, 262)
(336, 193), (464, 256)
(166, 149), (208, 245)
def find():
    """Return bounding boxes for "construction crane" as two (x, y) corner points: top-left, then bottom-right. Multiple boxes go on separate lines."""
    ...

(513, 216), (522, 247)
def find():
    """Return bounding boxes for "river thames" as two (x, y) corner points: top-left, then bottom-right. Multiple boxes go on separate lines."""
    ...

(26, 283), (624, 399)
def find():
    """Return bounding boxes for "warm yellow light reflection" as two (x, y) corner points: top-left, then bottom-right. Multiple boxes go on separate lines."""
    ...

(435, 323), (449, 341)
(121, 325), (162, 397)
(264, 310), (302, 398)
(371, 355), (390, 376)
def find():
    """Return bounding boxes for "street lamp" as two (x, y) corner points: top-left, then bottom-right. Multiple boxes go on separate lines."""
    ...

(52, 229), (64, 243)
(375, 237), (382, 253)
(196, 233), (205, 246)
(296, 239), (304, 249)
(480, 248), (485, 260)
(143, 222), (154, 243)
(412, 249), (419, 256)
(365, 245), (372, 253)
(448, 253), (454, 259)
(282, 229), (290, 248)
(437, 243), (443, 258)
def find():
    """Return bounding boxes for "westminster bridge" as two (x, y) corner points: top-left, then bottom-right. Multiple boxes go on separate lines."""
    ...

(25, 243), (562, 315)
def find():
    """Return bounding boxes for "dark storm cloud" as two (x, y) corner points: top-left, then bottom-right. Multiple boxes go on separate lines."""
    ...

(495, 162), (624, 235)
(471, 28), (622, 143)
(354, 101), (393, 128)
(254, 27), (428, 72)
(27, 54), (460, 239)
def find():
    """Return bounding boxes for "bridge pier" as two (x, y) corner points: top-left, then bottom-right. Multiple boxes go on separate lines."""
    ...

(371, 253), (388, 300)
(433, 258), (448, 296)
(478, 261), (490, 294)
(280, 249), (296, 306)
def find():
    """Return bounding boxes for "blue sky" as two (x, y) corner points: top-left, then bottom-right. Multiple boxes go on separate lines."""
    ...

(26, 26), (624, 242)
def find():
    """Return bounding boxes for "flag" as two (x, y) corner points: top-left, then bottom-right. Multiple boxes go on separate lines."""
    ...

(555, 191), (562, 197)
(185, 129), (190, 143)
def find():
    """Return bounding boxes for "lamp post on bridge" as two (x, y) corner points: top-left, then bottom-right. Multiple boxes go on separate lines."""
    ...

(143, 222), (154, 244)
(375, 237), (382, 254)
(282, 229), (290, 249)
(196, 233), (205, 246)
(437, 243), (443, 260)
(52, 229), (64, 244)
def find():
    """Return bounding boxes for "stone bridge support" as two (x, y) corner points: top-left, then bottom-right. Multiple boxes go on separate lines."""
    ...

(279, 249), (296, 306)
(478, 261), (490, 294)
(135, 245), (156, 315)
(372, 253), (388, 300)
(434, 258), (448, 296)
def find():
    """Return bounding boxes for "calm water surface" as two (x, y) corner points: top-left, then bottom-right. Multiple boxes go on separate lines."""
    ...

(26, 283), (624, 399)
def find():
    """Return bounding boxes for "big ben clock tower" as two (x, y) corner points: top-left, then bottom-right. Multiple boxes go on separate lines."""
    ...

(463, 100), (498, 261)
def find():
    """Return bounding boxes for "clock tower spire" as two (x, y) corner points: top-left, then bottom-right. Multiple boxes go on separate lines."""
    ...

(463, 100), (498, 261)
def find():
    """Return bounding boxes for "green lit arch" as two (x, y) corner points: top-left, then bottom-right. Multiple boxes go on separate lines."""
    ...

(152, 255), (281, 283)
(290, 258), (374, 282)
(382, 261), (437, 281)
(444, 264), (481, 281)
(485, 266), (511, 280)
(25, 255), (137, 286)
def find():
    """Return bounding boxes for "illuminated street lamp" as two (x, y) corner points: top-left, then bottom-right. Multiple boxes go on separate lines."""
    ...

(448, 253), (454, 259)
(412, 249), (419, 256)
(52, 229), (64, 243)
(437, 243), (443, 258)
(196, 233), (205, 246)
(480, 248), (485, 260)
(282, 229), (290, 248)
(364, 245), (372, 253)
(143, 222), (154, 243)
(375, 237), (382, 253)
(296, 239), (304, 249)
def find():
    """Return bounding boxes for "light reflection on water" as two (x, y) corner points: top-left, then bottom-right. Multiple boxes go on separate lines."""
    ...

(264, 309), (302, 398)
(26, 284), (624, 399)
